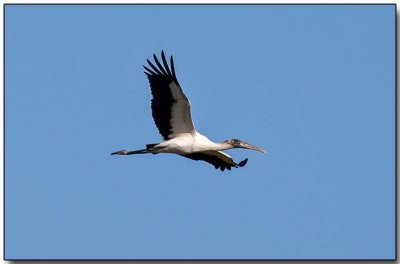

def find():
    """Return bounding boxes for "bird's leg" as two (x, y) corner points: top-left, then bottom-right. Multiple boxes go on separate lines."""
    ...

(111, 149), (148, 155)
(111, 150), (129, 155)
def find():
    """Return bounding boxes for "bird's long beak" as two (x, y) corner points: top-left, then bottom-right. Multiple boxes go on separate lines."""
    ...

(241, 142), (267, 154)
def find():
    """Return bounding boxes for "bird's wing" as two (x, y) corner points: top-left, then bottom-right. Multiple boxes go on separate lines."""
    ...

(182, 150), (248, 171)
(144, 51), (195, 140)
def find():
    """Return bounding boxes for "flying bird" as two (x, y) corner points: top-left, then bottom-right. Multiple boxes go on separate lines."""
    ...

(112, 51), (266, 171)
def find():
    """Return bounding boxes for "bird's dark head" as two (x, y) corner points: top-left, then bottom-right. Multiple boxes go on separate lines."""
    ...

(223, 138), (266, 154)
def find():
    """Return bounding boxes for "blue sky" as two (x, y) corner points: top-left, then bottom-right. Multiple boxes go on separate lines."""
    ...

(5, 4), (395, 259)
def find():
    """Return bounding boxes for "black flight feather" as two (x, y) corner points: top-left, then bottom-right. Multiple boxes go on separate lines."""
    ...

(182, 152), (248, 171)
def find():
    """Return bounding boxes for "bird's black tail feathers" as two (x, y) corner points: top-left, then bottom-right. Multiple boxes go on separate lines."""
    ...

(146, 143), (159, 149)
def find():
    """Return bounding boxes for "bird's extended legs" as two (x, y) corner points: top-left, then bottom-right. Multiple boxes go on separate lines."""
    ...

(111, 149), (148, 155)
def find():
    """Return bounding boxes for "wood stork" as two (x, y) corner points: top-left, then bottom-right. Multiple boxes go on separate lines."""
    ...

(112, 51), (266, 171)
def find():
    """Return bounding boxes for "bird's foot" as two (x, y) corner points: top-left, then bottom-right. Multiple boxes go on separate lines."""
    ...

(111, 150), (128, 155)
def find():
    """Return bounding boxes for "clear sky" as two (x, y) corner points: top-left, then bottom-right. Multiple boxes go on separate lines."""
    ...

(5, 4), (395, 260)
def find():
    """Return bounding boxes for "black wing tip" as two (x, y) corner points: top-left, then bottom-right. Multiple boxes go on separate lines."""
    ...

(150, 50), (168, 63)
(161, 50), (173, 76)
(143, 65), (156, 76)
(145, 50), (177, 79)
(153, 53), (169, 76)
(238, 158), (248, 167)
(169, 55), (178, 83)
(214, 159), (248, 171)
(144, 50), (179, 85)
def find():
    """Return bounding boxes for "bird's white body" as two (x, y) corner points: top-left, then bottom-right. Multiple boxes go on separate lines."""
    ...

(154, 131), (223, 155)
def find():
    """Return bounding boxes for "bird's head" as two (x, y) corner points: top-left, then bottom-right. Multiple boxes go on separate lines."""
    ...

(223, 139), (266, 154)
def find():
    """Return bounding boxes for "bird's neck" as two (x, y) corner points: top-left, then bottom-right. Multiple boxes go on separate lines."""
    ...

(213, 142), (233, 151)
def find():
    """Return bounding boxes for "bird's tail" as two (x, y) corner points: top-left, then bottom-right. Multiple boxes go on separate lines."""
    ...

(146, 144), (158, 149)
